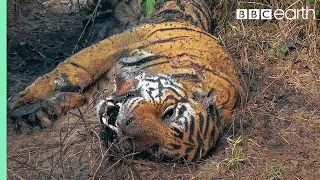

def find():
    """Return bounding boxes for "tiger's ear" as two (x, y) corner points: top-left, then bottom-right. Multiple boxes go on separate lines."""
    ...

(204, 89), (216, 109)
(204, 89), (221, 128)
(191, 87), (215, 106)
(114, 77), (139, 96)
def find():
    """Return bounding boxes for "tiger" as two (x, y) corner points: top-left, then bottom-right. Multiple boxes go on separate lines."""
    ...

(8, 0), (246, 162)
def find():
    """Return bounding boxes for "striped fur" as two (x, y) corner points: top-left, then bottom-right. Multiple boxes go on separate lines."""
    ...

(9, 0), (246, 162)
(42, 0), (115, 13)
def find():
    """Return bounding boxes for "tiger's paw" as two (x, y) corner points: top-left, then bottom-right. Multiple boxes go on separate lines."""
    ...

(8, 99), (62, 132)
(8, 91), (86, 133)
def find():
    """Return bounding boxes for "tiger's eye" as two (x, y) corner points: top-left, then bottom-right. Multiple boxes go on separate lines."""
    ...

(162, 108), (174, 121)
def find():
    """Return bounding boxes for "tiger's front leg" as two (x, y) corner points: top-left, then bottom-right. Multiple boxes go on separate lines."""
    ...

(7, 62), (92, 131)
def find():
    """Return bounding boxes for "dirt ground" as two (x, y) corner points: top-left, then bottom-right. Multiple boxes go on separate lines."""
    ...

(7, 0), (320, 179)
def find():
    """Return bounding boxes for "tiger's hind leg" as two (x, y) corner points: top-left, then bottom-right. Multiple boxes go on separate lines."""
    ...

(42, 0), (142, 25)
(42, 0), (116, 14)
(42, 0), (88, 13)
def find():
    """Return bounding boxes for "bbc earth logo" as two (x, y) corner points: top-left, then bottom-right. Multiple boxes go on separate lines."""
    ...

(236, 7), (316, 20)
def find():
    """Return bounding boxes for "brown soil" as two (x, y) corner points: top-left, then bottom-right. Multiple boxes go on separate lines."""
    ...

(7, 0), (320, 179)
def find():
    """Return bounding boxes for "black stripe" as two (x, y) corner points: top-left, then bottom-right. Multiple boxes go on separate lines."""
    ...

(153, 9), (184, 19)
(143, 76), (189, 102)
(121, 55), (166, 66)
(171, 73), (199, 80)
(138, 36), (190, 49)
(192, 6), (206, 30)
(186, 146), (193, 153)
(196, 0), (212, 19)
(188, 115), (195, 143)
(204, 105), (214, 139)
(176, 52), (201, 58)
(146, 87), (156, 104)
(177, 105), (187, 118)
(183, 154), (189, 161)
(143, 78), (159, 83)
(214, 105), (221, 127)
(157, 77), (165, 104)
(169, 143), (181, 149)
(203, 115), (211, 139)
(127, 98), (141, 111)
(68, 62), (91, 75)
(198, 113), (205, 134)
(161, 87), (185, 100)
(178, 97), (189, 103)
(146, 27), (213, 40)
(184, 14), (198, 26)
(172, 127), (184, 140)
(184, 117), (189, 132)
(192, 131), (205, 162)
(140, 61), (170, 70)
(232, 91), (241, 110)
(163, 95), (178, 104)
(189, 0), (211, 29)
(151, 8), (198, 26)
(166, 77), (189, 97)
(130, 99), (144, 113)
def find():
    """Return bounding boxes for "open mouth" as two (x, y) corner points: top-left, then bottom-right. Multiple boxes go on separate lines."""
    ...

(99, 100), (120, 142)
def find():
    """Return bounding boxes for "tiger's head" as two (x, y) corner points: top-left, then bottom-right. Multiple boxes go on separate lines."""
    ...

(97, 75), (220, 162)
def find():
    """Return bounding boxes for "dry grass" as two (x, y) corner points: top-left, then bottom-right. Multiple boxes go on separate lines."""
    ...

(7, 0), (320, 179)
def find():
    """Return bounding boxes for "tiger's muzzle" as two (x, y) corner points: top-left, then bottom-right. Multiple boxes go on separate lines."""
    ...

(98, 100), (120, 143)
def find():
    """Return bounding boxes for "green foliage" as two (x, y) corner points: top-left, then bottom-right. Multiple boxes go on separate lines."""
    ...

(264, 165), (283, 180)
(293, 112), (309, 121)
(140, 0), (156, 16)
(316, 4), (320, 32)
(279, 39), (296, 58)
(268, 23), (278, 33)
(316, 5), (320, 17)
(266, 50), (276, 63)
(305, 0), (314, 4)
(217, 137), (245, 171)
(237, 2), (247, 9)
(279, 44), (289, 58)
